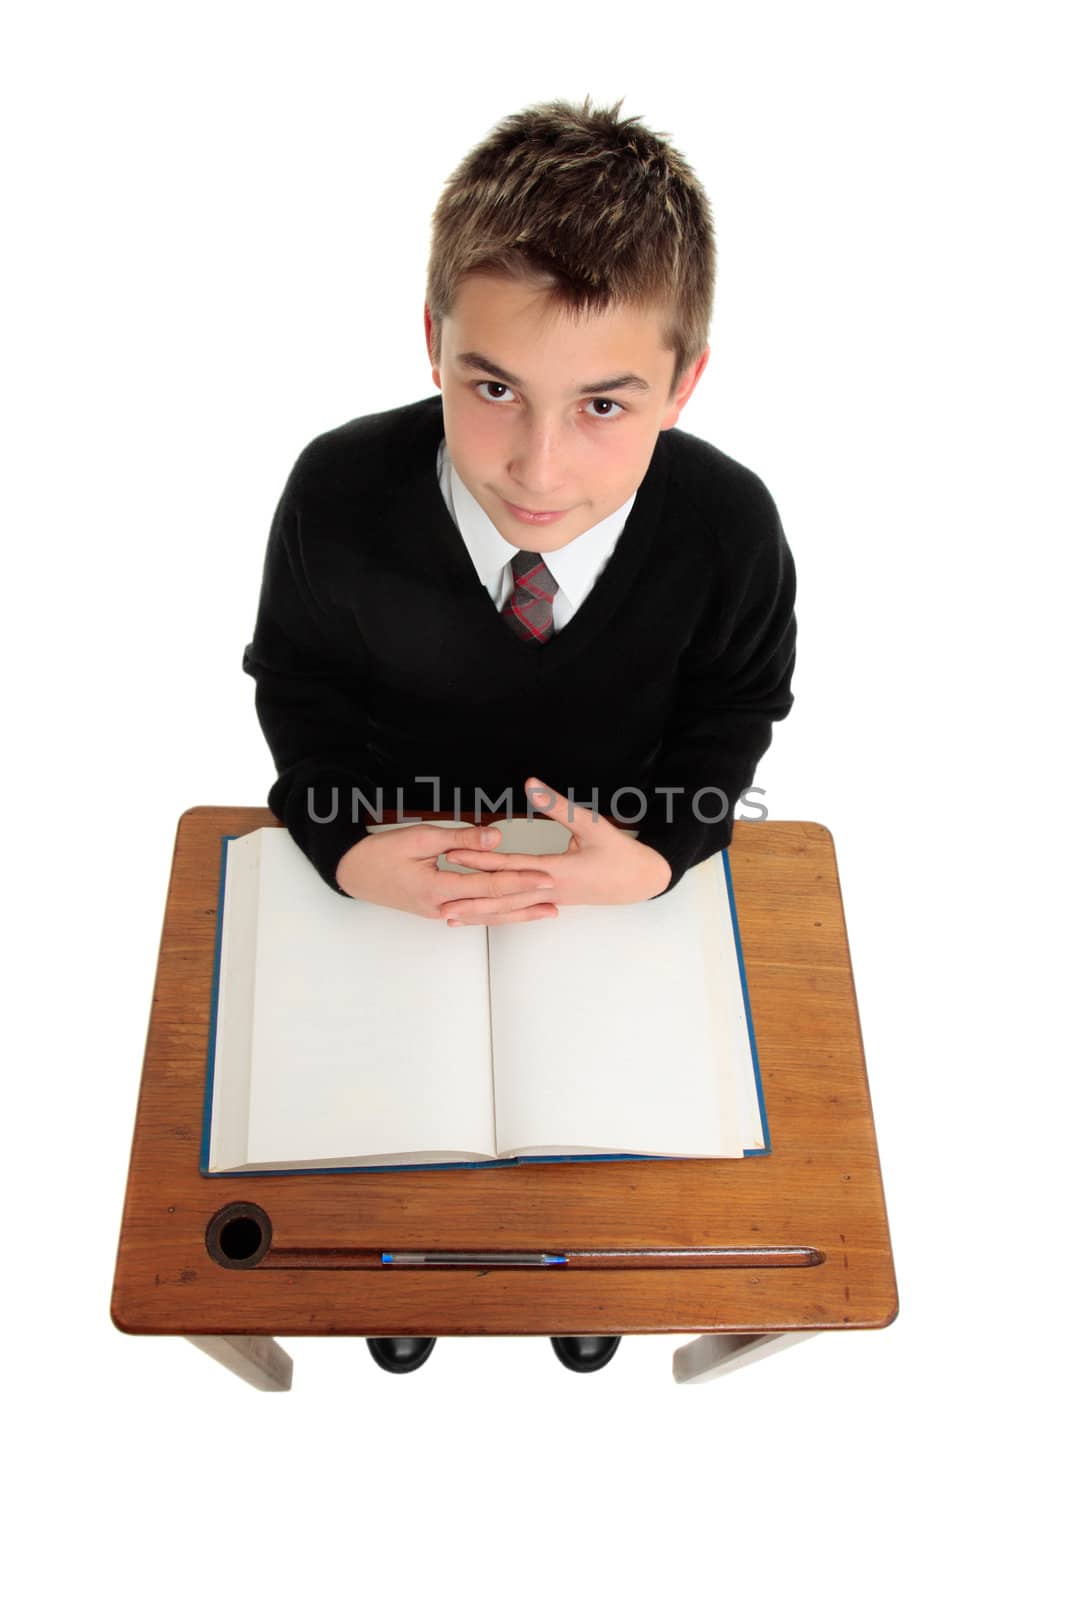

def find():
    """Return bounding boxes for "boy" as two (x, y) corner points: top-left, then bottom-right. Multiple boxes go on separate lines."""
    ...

(243, 96), (798, 1376)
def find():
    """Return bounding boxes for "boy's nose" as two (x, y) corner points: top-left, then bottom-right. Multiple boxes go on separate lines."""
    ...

(508, 423), (570, 496)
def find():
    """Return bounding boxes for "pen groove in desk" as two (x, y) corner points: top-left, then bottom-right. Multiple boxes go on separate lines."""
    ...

(257, 1246), (825, 1271)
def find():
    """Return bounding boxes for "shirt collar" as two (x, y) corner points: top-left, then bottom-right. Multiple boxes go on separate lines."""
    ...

(440, 439), (636, 608)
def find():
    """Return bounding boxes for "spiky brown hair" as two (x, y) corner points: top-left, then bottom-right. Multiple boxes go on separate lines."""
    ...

(425, 95), (715, 399)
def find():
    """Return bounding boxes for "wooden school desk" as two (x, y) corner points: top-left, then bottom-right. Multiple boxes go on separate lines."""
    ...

(110, 807), (897, 1389)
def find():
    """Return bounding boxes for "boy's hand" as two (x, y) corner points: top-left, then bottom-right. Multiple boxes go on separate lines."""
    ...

(335, 822), (560, 926)
(438, 777), (672, 924)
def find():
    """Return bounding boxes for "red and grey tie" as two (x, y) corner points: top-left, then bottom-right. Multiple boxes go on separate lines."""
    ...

(502, 549), (559, 643)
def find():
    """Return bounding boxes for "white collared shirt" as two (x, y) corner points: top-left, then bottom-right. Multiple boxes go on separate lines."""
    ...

(436, 438), (637, 630)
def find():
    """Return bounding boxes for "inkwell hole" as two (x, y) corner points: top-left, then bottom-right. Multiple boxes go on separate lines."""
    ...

(205, 1202), (272, 1268)
(219, 1216), (262, 1260)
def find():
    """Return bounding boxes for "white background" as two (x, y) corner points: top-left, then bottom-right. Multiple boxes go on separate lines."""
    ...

(5, 2), (1062, 1593)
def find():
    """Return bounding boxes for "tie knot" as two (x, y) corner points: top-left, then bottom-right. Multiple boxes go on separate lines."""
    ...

(510, 548), (558, 595)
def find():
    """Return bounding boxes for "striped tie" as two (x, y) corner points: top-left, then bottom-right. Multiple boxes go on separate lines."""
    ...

(502, 549), (559, 643)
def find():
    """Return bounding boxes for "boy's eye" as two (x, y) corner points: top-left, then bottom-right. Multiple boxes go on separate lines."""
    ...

(474, 380), (624, 420)
(477, 380), (515, 404)
(585, 396), (624, 419)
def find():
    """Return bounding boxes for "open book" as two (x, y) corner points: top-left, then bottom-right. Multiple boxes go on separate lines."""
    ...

(202, 819), (768, 1174)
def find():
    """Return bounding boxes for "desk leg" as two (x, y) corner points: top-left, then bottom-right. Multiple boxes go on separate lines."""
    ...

(185, 1335), (293, 1391)
(672, 1330), (819, 1385)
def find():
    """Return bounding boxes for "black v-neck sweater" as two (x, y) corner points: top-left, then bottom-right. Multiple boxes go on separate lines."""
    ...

(242, 394), (797, 898)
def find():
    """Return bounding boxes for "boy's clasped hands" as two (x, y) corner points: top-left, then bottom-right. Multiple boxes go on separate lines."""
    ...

(335, 776), (672, 925)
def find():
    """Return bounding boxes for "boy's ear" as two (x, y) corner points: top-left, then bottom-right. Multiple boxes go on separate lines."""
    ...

(662, 345), (710, 428)
(423, 304), (441, 387)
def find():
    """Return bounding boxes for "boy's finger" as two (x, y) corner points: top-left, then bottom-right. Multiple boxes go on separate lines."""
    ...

(443, 897), (559, 926)
(442, 849), (557, 872)
(437, 869), (554, 902)
(418, 824), (500, 856)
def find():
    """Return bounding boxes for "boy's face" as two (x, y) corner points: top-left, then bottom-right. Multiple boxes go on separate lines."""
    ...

(424, 272), (709, 553)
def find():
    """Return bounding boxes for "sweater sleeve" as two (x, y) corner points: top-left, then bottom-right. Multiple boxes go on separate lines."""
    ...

(242, 457), (377, 895)
(635, 473), (797, 896)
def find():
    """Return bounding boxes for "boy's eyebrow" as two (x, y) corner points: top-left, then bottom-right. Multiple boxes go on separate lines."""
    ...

(457, 351), (652, 396)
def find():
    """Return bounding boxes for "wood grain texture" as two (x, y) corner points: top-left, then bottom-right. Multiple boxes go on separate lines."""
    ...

(110, 809), (898, 1338)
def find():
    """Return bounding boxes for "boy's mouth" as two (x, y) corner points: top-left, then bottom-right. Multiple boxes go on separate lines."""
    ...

(500, 497), (570, 525)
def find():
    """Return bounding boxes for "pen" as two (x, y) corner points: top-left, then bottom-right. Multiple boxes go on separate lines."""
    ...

(381, 1251), (567, 1266)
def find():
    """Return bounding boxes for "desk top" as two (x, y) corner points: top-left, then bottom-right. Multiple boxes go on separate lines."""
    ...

(111, 809), (897, 1338)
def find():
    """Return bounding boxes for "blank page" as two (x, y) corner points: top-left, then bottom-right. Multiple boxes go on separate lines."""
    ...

(243, 829), (496, 1164)
(488, 854), (746, 1158)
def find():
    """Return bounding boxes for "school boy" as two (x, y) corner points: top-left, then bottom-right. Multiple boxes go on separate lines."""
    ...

(243, 96), (798, 1376)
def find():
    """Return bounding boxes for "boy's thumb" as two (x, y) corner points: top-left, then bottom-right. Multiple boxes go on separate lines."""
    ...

(525, 776), (591, 831)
